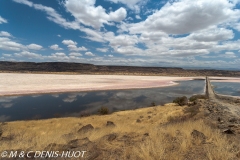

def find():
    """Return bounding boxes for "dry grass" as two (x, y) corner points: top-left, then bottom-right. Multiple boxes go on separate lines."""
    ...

(0, 103), (239, 159)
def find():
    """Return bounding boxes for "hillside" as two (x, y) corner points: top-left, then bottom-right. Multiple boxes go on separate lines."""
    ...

(0, 61), (239, 77)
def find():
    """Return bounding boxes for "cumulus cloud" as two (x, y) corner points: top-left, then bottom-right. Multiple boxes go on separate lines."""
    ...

(107, 0), (142, 11)
(14, 51), (42, 59)
(69, 52), (82, 56)
(48, 52), (69, 61)
(0, 33), (44, 54)
(0, 16), (7, 24)
(96, 48), (109, 52)
(0, 37), (25, 51)
(64, 0), (127, 29)
(135, 15), (141, 19)
(189, 27), (234, 42)
(225, 51), (236, 58)
(0, 31), (12, 37)
(128, 0), (239, 34)
(49, 44), (63, 50)
(62, 39), (87, 51)
(27, 43), (43, 50)
(52, 52), (66, 56)
(85, 52), (95, 56)
(62, 40), (76, 45)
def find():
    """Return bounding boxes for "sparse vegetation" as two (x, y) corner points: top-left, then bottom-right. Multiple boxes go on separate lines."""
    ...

(151, 102), (156, 106)
(189, 94), (207, 102)
(173, 96), (188, 106)
(1, 100), (240, 159)
(184, 104), (200, 116)
(98, 106), (109, 115)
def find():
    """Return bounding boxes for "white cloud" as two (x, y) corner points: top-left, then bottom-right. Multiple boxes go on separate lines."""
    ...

(225, 51), (236, 58)
(62, 40), (76, 45)
(27, 43), (43, 50)
(109, 7), (127, 22)
(57, 34), (61, 37)
(49, 44), (63, 50)
(68, 45), (87, 51)
(62, 39), (87, 51)
(0, 37), (25, 51)
(0, 31), (12, 37)
(107, 0), (142, 11)
(96, 48), (109, 52)
(106, 33), (139, 48)
(85, 51), (95, 56)
(64, 0), (127, 29)
(48, 52), (69, 61)
(135, 15), (141, 19)
(0, 16), (7, 24)
(14, 51), (42, 59)
(69, 52), (82, 56)
(52, 52), (66, 56)
(128, 0), (239, 34)
(108, 54), (114, 57)
(2, 54), (12, 57)
(189, 27), (234, 42)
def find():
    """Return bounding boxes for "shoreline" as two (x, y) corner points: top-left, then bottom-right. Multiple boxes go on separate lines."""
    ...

(210, 76), (240, 83)
(0, 82), (180, 97)
(0, 73), (200, 97)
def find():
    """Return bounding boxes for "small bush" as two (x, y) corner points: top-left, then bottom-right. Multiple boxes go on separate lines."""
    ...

(167, 115), (192, 123)
(79, 111), (90, 117)
(173, 96), (188, 106)
(189, 95), (207, 102)
(184, 105), (200, 116)
(98, 106), (109, 115)
(151, 102), (156, 106)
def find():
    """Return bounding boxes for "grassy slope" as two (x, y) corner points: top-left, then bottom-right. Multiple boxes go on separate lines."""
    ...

(0, 102), (239, 160)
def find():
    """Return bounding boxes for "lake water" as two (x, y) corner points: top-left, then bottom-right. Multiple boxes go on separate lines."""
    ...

(211, 82), (240, 97)
(0, 79), (205, 122)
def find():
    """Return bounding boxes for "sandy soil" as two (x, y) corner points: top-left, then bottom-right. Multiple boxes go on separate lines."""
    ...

(210, 76), (240, 83)
(0, 73), (199, 96)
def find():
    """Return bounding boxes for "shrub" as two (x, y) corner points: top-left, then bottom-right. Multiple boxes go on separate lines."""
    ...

(151, 102), (156, 106)
(98, 106), (109, 115)
(189, 94), (207, 102)
(184, 105), (200, 116)
(173, 96), (188, 106)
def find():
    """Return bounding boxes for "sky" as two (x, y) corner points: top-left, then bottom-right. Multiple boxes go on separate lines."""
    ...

(0, 0), (240, 69)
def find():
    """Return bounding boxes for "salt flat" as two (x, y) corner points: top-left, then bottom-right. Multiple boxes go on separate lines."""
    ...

(210, 77), (240, 83)
(0, 73), (200, 96)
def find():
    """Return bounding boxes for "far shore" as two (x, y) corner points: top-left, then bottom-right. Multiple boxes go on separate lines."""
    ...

(0, 73), (205, 97)
(210, 76), (240, 83)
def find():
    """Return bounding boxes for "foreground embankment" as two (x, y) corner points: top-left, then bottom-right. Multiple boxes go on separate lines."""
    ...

(1, 99), (240, 160)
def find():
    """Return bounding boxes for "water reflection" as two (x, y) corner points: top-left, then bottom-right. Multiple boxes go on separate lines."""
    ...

(0, 80), (204, 122)
(211, 82), (240, 97)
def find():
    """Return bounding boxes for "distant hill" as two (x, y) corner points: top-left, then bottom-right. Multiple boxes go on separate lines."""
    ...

(0, 61), (239, 77)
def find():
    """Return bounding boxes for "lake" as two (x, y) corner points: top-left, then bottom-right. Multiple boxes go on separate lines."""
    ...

(211, 82), (240, 97)
(0, 79), (205, 122)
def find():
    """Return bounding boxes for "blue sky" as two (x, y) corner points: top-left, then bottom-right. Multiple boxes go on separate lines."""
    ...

(0, 0), (240, 69)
